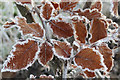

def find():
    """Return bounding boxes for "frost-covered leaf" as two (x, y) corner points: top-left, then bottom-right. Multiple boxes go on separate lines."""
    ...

(90, 18), (108, 43)
(98, 43), (113, 72)
(51, 1), (59, 9)
(16, 0), (31, 4)
(90, 0), (102, 12)
(49, 19), (74, 38)
(74, 48), (104, 70)
(83, 70), (96, 78)
(38, 41), (53, 66)
(60, 0), (78, 11)
(3, 21), (16, 28)
(73, 9), (104, 20)
(17, 17), (45, 39)
(40, 75), (54, 79)
(41, 2), (53, 20)
(73, 19), (87, 43)
(52, 40), (73, 60)
(2, 39), (39, 72)
(111, 0), (118, 16)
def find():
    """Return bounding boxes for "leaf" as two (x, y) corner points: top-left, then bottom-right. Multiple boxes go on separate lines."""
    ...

(38, 41), (53, 66)
(2, 39), (39, 72)
(90, 18), (108, 43)
(73, 19), (87, 43)
(41, 2), (53, 20)
(49, 19), (74, 38)
(17, 17), (44, 39)
(3, 21), (16, 28)
(111, 0), (118, 16)
(74, 48), (104, 70)
(90, 0), (102, 12)
(98, 43), (113, 72)
(83, 70), (96, 78)
(16, 0), (31, 4)
(39, 75), (54, 79)
(73, 9), (104, 20)
(60, 0), (78, 11)
(52, 40), (73, 60)
(51, 1), (59, 9)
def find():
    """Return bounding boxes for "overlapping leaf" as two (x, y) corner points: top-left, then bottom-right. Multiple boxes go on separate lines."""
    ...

(74, 48), (104, 70)
(41, 2), (53, 20)
(38, 41), (53, 66)
(49, 19), (74, 38)
(98, 43), (113, 72)
(90, 18), (108, 43)
(73, 9), (104, 20)
(90, 0), (102, 12)
(2, 39), (38, 72)
(52, 40), (73, 59)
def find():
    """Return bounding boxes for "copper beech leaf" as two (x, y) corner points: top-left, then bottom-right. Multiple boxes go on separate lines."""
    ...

(98, 43), (113, 72)
(2, 39), (39, 72)
(74, 48), (104, 70)
(17, 17), (45, 39)
(73, 19), (87, 43)
(38, 41), (53, 66)
(60, 0), (78, 11)
(90, 18), (108, 43)
(52, 40), (73, 60)
(41, 2), (53, 20)
(73, 9), (104, 20)
(90, 0), (102, 12)
(49, 19), (74, 38)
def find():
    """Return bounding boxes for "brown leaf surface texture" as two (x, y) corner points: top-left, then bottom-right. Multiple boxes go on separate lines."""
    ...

(49, 20), (74, 38)
(98, 43), (113, 72)
(75, 48), (103, 70)
(17, 17), (44, 39)
(2, 39), (38, 71)
(38, 41), (53, 66)
(90, 18), (107, 43)
(74, 20), (87, 43)
(52, 40), (72, 59)
(84, 70), (96, 78)
(41, 2), (53, 20)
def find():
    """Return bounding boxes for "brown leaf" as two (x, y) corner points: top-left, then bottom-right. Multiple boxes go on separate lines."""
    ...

(73, 20), (87, 43)
(2, 39), (38, 72)
(39, 75), (54, 80)
(52, 40), (73, 59)
(98, 43), (113, 72)
(3, 22), (16, 28)
(51, 2), (59, 9)
(60, 0), (78, 11)
(111, 0), (118, 16)
(41, 2), (53, 20)
(17, 17), (44, 39)
(16, 0), (31, 4)
(90, 0), (102, 12)
(84, 70), (96, 78)
(90, 18), (108, 43)
(38, 41), (53, 66)
(49, 19), (74, 38)
(75, 48), (103, 70)
(73, 9), (103, 20)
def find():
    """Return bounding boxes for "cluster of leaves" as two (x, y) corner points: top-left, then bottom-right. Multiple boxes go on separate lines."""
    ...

(2, 0), (119, 78)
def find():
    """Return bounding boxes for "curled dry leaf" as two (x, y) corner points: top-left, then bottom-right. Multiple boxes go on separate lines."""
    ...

(73, 9), (104, 20)
(90, 0), (102, 12)
(17, 17), (44, 39)
(90, 18), (108, 43)
(60, 0), (78, 11)
(2, 39), (38, 72)
(73, 19), (87, 43)
(49, 19), (74, 38)
(38, 41), (53, 66)
(75, 48), (104, 70)
(41, 2), (53, 20)
(52, 40), (73, 59)
(98, 43), (113, 72)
